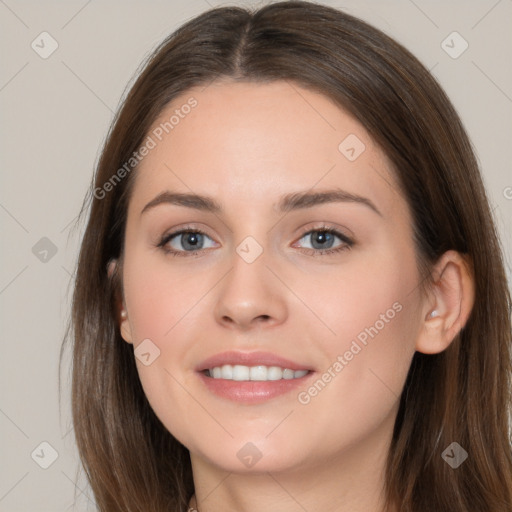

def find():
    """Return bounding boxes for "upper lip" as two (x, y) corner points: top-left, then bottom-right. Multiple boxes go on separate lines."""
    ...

(196, 351), (313, 372)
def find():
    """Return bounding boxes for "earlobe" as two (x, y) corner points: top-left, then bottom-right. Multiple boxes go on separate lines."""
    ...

(415, 250), (475, 355)
(107, 258), (117, 279)
(119, 308), (133, 344)
(107, 258), (134, 344)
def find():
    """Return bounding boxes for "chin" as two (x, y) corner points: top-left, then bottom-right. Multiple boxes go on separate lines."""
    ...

(189, 438), (313, 475)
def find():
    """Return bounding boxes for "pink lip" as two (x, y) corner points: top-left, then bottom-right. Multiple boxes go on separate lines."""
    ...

(197, 373), (314, 404)
(196, 350), (312, 372)
(195, 351), (315, 404)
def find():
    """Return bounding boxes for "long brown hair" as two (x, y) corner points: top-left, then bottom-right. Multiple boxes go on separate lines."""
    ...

(61, 1), (512, 510)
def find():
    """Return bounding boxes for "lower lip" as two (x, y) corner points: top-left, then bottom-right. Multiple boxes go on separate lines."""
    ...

(197, 371), (314, 404)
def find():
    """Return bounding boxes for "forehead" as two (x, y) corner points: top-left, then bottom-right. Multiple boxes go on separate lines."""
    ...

(128, 79), (403, 220)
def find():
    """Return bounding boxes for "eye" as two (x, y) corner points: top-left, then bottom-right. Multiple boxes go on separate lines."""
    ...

(294, 226), (354, 256)
(157, 227), (216, 257)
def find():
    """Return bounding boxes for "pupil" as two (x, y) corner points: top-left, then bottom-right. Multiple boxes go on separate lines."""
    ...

(313, 231), (333, 249)
(184, 232), (201, 250)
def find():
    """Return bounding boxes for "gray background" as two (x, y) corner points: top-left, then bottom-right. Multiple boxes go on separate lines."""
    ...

(1, 0), (511, 510)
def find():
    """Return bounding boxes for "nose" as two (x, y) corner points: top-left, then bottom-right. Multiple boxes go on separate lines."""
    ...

(213, 245), (288, 331)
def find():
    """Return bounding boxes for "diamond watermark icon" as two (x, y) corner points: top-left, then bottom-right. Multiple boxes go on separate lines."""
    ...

(338, 134), (366, 161)
(32, 237), (58, 263)
(441, 31), (468, 59)
(236, 236), (263, 264)
(237, 442), (263, 468)
(31, 31), (59, 59)
(441, 441), (468, 468)
(31, 441), (59, 469)
(134, 338), (161, 366)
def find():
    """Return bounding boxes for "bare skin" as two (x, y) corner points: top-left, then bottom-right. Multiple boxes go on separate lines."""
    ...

(110, 80), (474, 512)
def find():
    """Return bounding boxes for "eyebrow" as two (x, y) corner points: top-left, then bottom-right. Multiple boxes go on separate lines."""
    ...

(140, 188), (382, 217)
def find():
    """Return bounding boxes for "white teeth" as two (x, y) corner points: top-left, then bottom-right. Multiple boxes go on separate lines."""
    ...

(221, 364), (233, 379)
(283, 368), (295, 379)
(249, 365), (268, 381)
(207, 364), (309, 381)
(233, 365), (250, 381)
(267, 366), (283, 380)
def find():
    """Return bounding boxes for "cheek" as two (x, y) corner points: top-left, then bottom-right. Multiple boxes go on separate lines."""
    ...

(309, 308), (416, 452)
(300, 250), (421, 438)
(121, 256), (205, 446)
(123, 250), (209, 342)
(121, 251), (225, 433)
(304, 242), (419, 357)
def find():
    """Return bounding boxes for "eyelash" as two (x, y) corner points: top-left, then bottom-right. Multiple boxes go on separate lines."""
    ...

(157, 224), (354, 258)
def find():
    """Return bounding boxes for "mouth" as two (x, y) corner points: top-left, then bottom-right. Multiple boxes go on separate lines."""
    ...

(196, 351), (315, 404)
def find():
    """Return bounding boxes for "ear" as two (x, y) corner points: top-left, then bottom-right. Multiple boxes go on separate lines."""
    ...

(415, 250), (475, 354)
(107, 259), (133, 344)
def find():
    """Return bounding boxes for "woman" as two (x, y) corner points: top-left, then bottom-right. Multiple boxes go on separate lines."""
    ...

(63, 1), (512, 511)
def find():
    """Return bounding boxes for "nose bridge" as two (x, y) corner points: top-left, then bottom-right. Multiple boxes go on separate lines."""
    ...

(213, 229), (287, 328)
(235, 232), (267, 266)
(227, 231), (271, 296)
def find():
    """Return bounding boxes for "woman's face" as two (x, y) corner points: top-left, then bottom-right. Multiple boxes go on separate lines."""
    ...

(117, 80), (426, 474)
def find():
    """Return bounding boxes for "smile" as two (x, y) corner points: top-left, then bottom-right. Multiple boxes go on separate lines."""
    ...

(196, 350), (315, 403)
